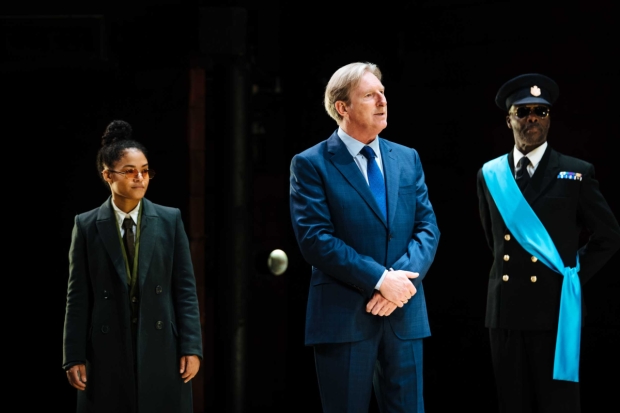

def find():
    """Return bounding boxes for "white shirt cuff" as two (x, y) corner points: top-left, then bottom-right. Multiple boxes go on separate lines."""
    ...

(375, 269), (388, 290)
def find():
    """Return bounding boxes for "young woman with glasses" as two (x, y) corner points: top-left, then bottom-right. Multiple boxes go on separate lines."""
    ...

(62, 119), (203, 413)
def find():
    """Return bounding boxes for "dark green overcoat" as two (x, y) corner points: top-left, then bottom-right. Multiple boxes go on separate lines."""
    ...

(63, 197), (203, 413)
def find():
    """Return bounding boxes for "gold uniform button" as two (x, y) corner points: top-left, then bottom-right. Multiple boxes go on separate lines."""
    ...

(531, 276), (537, 283)
(503, 255), (510, 261)
(502, 275), (509, 282)
(504, 234), (511, 241)
(531, 256), (538, 262)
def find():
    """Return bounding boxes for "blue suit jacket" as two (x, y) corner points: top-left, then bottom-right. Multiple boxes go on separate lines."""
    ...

(290, 130), (440, 345)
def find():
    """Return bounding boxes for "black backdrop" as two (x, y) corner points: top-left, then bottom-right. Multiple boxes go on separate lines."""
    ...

(4, 1), (618, 412)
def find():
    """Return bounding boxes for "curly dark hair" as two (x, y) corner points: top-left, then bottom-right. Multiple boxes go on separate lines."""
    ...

(96, 120), (148, 185)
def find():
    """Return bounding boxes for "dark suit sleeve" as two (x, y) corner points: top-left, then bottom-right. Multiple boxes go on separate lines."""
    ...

(62, 215), (91, 370)
(389, 149), (440, 288)
(576, 164), (620, 284)
(171, 209), (203, 359)
(290, 153), (386, 294)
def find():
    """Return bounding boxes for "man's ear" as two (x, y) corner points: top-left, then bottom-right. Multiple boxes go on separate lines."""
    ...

(335, 101), (347, 118)
(506, 115), (512, 129)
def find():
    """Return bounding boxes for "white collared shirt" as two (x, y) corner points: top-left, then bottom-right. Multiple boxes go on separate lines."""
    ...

(337, 127), (384, 183)
(111, 200), (141, 242)
(513, 141), (547, 178)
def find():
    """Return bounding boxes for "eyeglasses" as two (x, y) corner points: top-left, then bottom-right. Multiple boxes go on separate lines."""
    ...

(107, 168), (156, 179)
(512, 106), (550, 119)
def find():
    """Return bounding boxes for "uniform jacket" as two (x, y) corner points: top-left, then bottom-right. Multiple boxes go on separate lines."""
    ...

(62, 197), (203, 413)
(290, 131), (441, 345)
(477, 146), (620, 330)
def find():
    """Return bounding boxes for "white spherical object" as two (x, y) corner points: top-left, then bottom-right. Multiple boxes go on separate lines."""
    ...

(268, 249), (288, 276)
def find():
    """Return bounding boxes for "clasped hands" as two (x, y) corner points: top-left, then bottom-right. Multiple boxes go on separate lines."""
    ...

(366, 268), (418, 317)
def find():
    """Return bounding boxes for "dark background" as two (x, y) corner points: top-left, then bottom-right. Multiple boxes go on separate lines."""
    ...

(3, 1), (618, 412)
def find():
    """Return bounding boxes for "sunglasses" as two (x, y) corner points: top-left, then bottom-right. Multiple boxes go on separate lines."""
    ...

(107, 168), (156, 179)
(513, 106), (550, 119)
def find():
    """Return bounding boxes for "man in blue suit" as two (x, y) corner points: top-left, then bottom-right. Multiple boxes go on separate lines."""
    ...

(289, 61), (440, 412)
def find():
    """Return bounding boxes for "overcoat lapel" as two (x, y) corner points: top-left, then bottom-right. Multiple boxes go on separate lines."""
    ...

(96, 197), (130, 289)
(380, 139), (399, 228)
(327, 133), (387, 226)
(137, 199), (159, 289)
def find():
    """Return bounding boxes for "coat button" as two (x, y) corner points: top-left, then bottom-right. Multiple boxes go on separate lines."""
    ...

(103, 290), (109, 299)
(155, 285), (163, 294)
(503, 255), (510, 261)
(502, 275), (509, 282)
(531, 276), (537, 283)
(132, 318), (138, 324)
(101, 325), (109, 333)
(155, 321), (163, 330)
(504, 234), (511, 241)
(531, 256), (538, 262)
(131, 296), (138, 303)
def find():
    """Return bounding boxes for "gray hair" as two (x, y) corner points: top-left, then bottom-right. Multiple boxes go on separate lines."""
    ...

(324, 62), (382, 124)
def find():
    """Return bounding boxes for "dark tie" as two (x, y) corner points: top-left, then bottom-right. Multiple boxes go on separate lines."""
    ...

(122, 217), (136, 272)
(361, 146), (387, 219)
(515, 156), (531, 192)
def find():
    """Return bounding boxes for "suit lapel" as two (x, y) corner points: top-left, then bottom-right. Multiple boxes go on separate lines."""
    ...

(380, 139), (399, 228)
(523, 146), (558, 205)
(508, 151), (516, 176)
(327, 132), (387, 226)
(96, 197), (130, 289)
(137, 198), (159, 289)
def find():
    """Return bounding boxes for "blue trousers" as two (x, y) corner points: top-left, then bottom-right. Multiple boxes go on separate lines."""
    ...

(314, 318), (425, 413)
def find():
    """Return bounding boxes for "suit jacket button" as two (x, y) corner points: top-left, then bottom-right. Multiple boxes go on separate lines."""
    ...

(101, 325), (109, 333)
(155, 285), (163, 294)
(504, 234), (511, 241)
(531, 256), (538, 262)
(531, 276), (537, 283)
(131, 296), (138, 303)
(103, 290), (109, 299)
(502, 275), (509, 282)
(156, 321), (163, 330)
(132, 318), (138, 324)
(503, 254), (510, 261)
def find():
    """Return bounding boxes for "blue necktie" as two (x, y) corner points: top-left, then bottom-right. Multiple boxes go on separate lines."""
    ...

(361, 145), (386, 219)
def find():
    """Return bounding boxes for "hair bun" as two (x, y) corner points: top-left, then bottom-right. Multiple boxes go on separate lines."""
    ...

(101, 120), (132, 146)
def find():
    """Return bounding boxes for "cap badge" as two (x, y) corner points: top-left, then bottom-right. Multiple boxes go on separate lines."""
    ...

(530, 85), (541, 97)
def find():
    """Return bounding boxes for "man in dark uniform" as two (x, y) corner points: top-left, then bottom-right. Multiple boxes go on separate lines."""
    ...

(476, 73), (620, 413)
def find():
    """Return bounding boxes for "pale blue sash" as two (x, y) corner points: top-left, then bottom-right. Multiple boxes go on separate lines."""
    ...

(482, 154), (581, 382)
